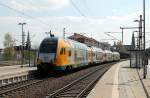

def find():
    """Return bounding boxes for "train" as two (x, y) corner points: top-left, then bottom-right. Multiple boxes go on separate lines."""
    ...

(37, 37), (120, 73)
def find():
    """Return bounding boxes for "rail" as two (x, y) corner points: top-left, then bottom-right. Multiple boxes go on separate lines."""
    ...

(46, 63), (114, 98)
(0, 74), (43, 97)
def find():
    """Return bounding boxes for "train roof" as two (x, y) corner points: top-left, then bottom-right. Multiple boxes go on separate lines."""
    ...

(41, 37), (104, 51)
(104, 50), (112, 53)
(113, 51), (120, 55)
(67, 39), (88, 49)
(42, 37), (58, 42)
(41, 37), (88, 49)
(91, 46), (103, 52)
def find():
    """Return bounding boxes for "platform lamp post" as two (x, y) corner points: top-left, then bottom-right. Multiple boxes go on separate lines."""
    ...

(18, 22), (27, 67)
(143, 0), (147, 79)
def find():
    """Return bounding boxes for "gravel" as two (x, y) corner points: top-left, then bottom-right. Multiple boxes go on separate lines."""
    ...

(3, 64), (113, 98)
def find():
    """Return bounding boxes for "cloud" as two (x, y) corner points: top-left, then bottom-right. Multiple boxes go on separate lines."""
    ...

(8, 0), (70, 12)
(0, 9), (150, 48)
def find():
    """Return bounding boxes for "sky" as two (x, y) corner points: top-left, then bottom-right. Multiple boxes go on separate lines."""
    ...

(0, 0), (150, 48)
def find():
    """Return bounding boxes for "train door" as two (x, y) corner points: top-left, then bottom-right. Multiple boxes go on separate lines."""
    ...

(74, 49), (77, 65)
(68, 48), (74, 65)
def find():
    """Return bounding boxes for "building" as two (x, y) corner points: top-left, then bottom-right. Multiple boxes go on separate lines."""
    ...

(124, 45), (133, 51)
(68, 33), (111, 50)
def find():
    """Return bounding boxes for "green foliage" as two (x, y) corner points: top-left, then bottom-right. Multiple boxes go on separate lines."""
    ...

(3, 33), (16, 60)
(3, 47), (16, 60)
(24, 50), (36, 60)
(116, 41), (126, 52)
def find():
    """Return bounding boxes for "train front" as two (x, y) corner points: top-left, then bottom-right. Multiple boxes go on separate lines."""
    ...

(37, 37), (58, 73)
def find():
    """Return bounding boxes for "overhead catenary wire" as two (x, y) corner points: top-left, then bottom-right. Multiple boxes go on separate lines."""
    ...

(104, 33), (121, 41)
(0, 0), (89, 38)
(0, 2), (50, 28)
(70, 0), (86, 17)
(82, 0), (92, 16)
(0, 1), (87, 26)
(70, 0), (96, 39)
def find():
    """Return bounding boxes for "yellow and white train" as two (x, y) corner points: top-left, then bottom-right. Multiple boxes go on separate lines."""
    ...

(37, 37), (120, 72)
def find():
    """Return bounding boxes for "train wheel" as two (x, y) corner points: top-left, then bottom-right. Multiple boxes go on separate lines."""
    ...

(66, 66), (70, 71)
(66, 66), (72, 72)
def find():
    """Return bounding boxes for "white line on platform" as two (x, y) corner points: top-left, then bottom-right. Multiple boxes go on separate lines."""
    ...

(111, 63), (120, 98)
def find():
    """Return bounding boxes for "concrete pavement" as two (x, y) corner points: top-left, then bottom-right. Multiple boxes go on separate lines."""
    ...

(0, 64), (37, 87)
(87, 60), (149, 98)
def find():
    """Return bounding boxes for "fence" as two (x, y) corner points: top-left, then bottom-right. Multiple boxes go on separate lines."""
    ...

(0, 49), (38, 67)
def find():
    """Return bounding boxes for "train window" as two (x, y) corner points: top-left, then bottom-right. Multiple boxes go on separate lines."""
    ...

(93, 53), (95, 56)
(64, 48), (66, 54)
(60, 48), (63, 54)
(69, 50), (71, 56)
(39, 43), (57, 53)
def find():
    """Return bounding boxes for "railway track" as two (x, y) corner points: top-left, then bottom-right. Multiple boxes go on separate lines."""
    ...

(46, 63), (112, 98)
(0, 62), (117, 98)
(0, 77), (43, 97)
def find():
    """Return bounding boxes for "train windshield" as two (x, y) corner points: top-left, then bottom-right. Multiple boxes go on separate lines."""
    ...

(39, 40), (57, 53)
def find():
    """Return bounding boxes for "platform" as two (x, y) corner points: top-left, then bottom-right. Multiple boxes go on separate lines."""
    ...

(0, 64), (37, 87)
(87, 60), (150, 98)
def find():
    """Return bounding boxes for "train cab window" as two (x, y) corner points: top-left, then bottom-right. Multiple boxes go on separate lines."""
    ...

(69, 50), (71, 56)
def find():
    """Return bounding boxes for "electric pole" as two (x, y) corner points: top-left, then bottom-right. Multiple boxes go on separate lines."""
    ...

(143, 0), (146, 79)
(120, 27), (139, 45)
(26, 31), (31, 67)
(104, 32), (121, 41)
(120, 27), (124, 44)
(18, 22), (26, 67)
(46, 30), (54, 37)
(63, 28), (66, 39)
(143, 0), (145, 51)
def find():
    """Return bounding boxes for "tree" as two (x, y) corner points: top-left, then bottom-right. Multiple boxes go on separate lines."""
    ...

(26, 31), (31, 50)
(116, 41), (126, 52)
(3, 33), (16, 60)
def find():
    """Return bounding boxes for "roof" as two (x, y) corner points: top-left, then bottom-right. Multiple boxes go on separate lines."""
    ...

(92, 46), (103, 52)
(68, 39), (89, 50)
